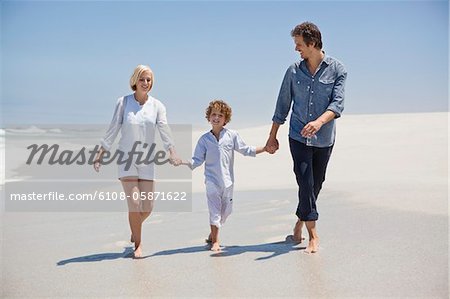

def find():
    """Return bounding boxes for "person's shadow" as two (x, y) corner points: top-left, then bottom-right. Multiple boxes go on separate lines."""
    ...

(211, 241), (305, 260)
(57, 247), (134, 266)
(148, 239), (305, 261)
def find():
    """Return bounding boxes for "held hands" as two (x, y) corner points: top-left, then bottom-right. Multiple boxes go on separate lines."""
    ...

(265, 137), (279, 154)
(169, 154), (182, 166)
(301, 120), (323, 138)
(168, 147), (182, 166)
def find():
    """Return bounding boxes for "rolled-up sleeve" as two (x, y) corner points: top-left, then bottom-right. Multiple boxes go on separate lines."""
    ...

(233, 132), (256, 157)
(272, 67), (293, 125)
(100, 97), (124, 151)
(326, 65), (346, 119)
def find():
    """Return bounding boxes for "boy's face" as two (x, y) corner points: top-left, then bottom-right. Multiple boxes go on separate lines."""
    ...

(209, 108), (226, 129)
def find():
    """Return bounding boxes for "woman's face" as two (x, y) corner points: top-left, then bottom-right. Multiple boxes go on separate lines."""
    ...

(136, 70), (152, 93)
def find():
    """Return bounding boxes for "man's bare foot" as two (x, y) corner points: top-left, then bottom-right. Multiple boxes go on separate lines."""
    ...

(133, 245), (143, 259)
(210, 242), (221, 252)
(285, 234), (305, 244)
(304, 238), (319, 254)
(293, 220), (303, 242)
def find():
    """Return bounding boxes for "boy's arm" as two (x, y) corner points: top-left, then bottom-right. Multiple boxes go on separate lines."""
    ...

(183, 137), (206, 170)
(233, 132), (266, 156)
(255, 146), (267, 155)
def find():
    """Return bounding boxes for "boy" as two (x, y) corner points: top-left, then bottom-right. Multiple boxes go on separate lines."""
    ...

(183, 100), (267, 251)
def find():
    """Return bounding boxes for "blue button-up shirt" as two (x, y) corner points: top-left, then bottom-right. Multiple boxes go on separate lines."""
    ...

(272, 55), (347, 148)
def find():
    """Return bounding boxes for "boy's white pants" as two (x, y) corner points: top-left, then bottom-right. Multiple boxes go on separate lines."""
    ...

(206, 181), (233, 228)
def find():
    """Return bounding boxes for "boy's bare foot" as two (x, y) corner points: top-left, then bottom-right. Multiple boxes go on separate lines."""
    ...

(210, 242), (221, 252)
(304, 238), (319, 254)
(133, 245), (143, 259)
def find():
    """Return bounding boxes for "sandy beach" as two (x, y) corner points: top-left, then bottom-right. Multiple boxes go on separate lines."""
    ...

(1, 112), (448, 298)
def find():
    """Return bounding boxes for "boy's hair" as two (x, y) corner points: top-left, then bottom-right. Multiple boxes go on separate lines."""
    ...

(205, 100), (232, 125)
(291, 22), (323, 49)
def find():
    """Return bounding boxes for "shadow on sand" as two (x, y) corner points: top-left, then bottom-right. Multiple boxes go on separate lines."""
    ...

(56, 239), (305, 264)
(147, 240), (305, 261)
(57, 247), (134, 265)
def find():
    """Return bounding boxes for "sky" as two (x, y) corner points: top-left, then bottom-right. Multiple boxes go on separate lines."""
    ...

(1, 0), (448, 126)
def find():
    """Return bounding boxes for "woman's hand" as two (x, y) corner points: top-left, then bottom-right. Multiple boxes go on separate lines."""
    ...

(93, 147), (105, 172)
(93, 159), (101, 172)
(168, 147), (182, 166)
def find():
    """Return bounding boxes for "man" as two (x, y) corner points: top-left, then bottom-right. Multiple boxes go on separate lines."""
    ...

(266, 22), (346, 253)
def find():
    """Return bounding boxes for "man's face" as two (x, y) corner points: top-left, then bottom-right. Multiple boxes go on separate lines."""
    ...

(294, 35), (315, 60)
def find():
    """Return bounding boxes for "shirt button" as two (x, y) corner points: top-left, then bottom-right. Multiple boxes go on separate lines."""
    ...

(310, 103), (313, 105)
(312, 79), (315, 82)
(311, 91), (314, 93)
(309, 114), (312, 116)
(297, 81), (300, 84)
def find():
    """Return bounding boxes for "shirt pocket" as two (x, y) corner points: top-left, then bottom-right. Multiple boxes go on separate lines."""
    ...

(318, 72), (335, 99)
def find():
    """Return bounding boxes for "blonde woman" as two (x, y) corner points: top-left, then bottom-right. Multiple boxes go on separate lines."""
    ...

(94, 65), (181, 258)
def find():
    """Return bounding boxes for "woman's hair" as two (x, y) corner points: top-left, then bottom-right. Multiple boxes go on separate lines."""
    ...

(129, 64), (154, 91)
(205, 100), (232, 124)
(291, 22), (323, 49)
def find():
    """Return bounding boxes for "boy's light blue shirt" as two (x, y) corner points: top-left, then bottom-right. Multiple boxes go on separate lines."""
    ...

(272, 55), (347, 148)
(191, 128), (256, 188)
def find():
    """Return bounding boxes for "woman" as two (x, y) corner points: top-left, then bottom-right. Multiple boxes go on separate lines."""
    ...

(94, 65), (181, 258)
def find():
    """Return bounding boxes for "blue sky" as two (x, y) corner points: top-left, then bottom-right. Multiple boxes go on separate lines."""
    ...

(1, 0), (448, 126)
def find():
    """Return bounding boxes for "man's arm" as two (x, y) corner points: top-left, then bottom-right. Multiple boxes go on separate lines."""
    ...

(267, 67), (293, 154)
(265, 122), (281, 154)
(302, 64), (347, 138)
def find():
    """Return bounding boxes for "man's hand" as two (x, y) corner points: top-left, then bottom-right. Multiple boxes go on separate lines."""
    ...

(265, 137), (279, 154)
(301, 120), (323, 138)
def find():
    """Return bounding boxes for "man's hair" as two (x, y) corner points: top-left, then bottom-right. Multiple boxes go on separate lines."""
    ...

(205, 100), (232, 125)
(291, 22), (323, 49)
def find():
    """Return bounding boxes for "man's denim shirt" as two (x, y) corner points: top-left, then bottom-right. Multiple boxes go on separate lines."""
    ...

(272, 55), (346, 148)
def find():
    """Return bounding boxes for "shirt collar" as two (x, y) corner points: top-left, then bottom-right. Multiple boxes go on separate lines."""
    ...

(209, 127), (227, 137)
(321, 52), (333, 66)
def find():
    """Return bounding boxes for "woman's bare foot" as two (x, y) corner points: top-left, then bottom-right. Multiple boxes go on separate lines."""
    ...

(304, 238), (319, 254)
(210, 242), (221, 252)
(133, 245), (143, 259)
